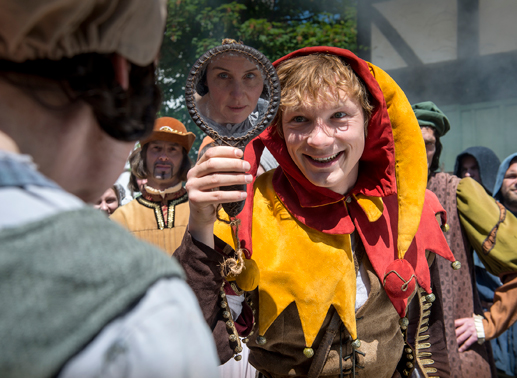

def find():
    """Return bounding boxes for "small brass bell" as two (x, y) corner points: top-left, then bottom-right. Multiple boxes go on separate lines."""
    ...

(256, 336), (267, 345)
(303, 347), (314, 358)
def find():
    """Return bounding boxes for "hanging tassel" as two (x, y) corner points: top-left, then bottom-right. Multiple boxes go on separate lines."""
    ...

(217, 212), (247, 277)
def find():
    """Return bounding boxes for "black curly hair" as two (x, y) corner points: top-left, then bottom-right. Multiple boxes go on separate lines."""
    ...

(0, 53), (161, 142)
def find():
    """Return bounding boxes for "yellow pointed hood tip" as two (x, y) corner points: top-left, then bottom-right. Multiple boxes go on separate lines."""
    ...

(368, 63), (427, 259)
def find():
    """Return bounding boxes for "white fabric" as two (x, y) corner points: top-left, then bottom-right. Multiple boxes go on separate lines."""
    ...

(226, 293), (245, 320)
(218, 341), (255, 378)
(473, 314), (486, 344)
(144, 182), (183, 198)
(352, 231), (370, 311)
(0, 186), (83, 229)
(60, 279), (220, 378)
(411, 367), (424, 378)
(355, 262), (370, 311)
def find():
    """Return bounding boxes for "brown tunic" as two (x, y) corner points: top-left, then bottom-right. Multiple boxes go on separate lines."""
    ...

(427, 172), (494, 377)
(483, 273), (517, 340)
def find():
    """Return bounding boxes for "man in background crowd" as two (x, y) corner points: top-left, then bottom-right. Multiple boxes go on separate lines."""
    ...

(111, 117), (195, 255)
(454, 146), (501, 195)
(414, 101), (495, 377)
(127, 148), (148, 197)
(94, 184), (125, 215)
(452, 146), (515, 377)
(0, 1), (218, 377)
(456, 153), (517, 378)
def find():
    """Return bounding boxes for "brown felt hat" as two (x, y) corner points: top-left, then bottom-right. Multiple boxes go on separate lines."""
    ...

(141, 117), (196, 153)
(0, 0), (166, 66)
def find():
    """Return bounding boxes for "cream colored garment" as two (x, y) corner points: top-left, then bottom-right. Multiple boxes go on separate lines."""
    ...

(111, 197), (189, 256)
(0, 0), (166, 66)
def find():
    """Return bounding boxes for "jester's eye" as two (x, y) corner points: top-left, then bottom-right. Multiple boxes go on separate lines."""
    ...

(333, 112), (347, 119)
(291, 116), (308, 123)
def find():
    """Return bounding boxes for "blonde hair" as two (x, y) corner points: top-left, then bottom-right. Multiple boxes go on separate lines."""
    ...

(274, 54), (373, 137)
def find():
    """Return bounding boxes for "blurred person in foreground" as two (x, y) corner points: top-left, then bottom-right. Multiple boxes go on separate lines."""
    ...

(176, 48), (458, 377)
(111, 117), (195, 255)
(0, 1), (218, 377)
(414, 101), (496, 377)
(456, 153), (517, 378)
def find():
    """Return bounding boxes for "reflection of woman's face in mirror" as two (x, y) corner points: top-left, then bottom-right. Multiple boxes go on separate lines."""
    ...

(199, 54), (264, 124)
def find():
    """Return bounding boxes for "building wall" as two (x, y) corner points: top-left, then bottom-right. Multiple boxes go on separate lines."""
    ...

(358, 0), (517, 171)
(440, 98), (517, 172)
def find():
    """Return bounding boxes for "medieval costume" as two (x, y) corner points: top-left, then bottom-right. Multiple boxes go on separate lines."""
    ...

(176, 47), (457, 377)
(111, 183), (189, 255)
(111, 117), (195, 255)
(457, 153), (517, 377)
(454, 146), (501, 196)
(413, 102), (495, 377)
(0, 152), (217, 378)
(0, 0), (221, 375)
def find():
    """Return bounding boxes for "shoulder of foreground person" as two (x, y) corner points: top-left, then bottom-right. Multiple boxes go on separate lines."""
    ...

(59, 277), (220, 378)
(0, 207), (207, 377)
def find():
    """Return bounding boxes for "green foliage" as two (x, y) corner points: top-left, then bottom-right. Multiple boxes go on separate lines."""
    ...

(158, 0), (357, 159)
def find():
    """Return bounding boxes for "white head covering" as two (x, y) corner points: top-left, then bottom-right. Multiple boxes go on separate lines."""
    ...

(0, 0), (166, 66)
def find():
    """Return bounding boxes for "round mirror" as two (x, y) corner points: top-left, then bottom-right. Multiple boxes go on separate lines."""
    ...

(185, 40), (280, 149)
(185, 40), (280, 217)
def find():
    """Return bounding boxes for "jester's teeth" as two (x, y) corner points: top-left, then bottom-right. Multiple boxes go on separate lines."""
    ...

(310, 153), (339, 163)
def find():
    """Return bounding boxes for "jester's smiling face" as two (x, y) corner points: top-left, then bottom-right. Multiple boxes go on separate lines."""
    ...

(274, 53), (372, 196)
(282, 90), (366, 196)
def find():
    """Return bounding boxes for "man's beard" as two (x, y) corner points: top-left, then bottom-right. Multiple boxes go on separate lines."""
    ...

(152, 163), (174, 180)
(503, 189), (517, 214)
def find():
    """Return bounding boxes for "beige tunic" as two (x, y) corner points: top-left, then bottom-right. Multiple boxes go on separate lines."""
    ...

(111, 188), (189, 256)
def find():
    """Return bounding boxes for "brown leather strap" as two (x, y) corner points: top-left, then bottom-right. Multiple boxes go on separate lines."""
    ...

(307, 309), (342, 378)
(482, 201), (506, 254)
